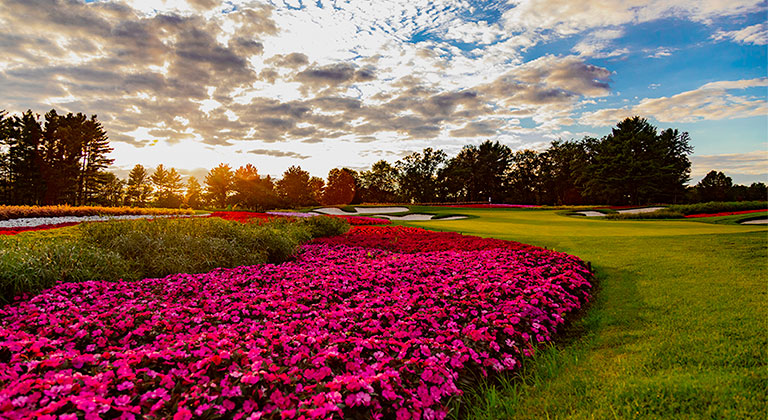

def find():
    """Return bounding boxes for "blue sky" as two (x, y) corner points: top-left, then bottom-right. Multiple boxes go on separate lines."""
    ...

(2, 0), (766, 184)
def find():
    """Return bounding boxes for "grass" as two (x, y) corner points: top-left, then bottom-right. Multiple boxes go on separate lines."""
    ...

(0, 216), (348, 303)
(396, 206), (767, 419)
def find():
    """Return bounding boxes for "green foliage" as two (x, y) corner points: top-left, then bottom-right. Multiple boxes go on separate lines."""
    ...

(605, 208), (684, 219)
(584, 117), (692, 205)
(439, 141), (513, 203)
(396, 148), (447, 203)
(125, 164), (153, 207)
(205, 163), (234, 208)
(0, 217), (349, 303)
(322, 168), (357, 205)
(357, 160), (399, 203)
(276, 165), (315, 207)
(0, 236), (130, 304)
(231, 164), (279, 211)
(668, 201), (767, 215)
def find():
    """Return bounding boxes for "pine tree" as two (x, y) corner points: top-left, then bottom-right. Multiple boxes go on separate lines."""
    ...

(205, 163), (234, 208)
(126, 164), (153, 207)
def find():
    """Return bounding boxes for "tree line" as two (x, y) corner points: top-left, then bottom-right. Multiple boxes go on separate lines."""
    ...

(0, 109), (113, 205)
(2, 110), (765, 208)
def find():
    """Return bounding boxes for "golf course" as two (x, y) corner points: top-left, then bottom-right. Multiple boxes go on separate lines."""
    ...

(393, 206), (768, 419)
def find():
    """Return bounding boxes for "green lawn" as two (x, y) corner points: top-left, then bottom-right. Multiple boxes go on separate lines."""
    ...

(396, 207), (768, 419)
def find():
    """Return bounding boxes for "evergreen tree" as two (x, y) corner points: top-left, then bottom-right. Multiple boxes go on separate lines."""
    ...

(584, 117), (692, 205)
(93, 172), (125, 206)
(232, 164), (279, 210)
(184, 177), (204, 209)
(151, 164), (184, 208)
(77, 115), (114, 205)
(205, 163), (234, 208)
(126, 164), (153, 206)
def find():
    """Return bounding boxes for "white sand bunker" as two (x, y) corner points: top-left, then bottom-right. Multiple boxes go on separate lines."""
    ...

(618, 207), (666, 214)
(377, 214), (468, 221)
(313, 206), (409, 215)
(575, 211), (606, 217)
(575, 206), (667, 217)
(741, 219), (768, 224)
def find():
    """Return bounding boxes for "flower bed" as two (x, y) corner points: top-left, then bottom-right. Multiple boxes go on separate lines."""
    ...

(0, 205), (192, 221)
(683, 209), (768, 218)
(0, 222), (80, 236)
(210, 211), (391, 226)
(0, 227), (590, 419)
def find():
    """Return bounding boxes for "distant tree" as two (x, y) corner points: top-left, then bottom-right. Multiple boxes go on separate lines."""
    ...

(308, 176), (325, 205)
(696, 170), (732, 202)
(93, 172), (125, 206)
(396, 148), (446, 203)
(747, 182), (768, 201)
(150, 164), (184, 208)
(125, 164), (153, 206)
(439, 140), (512, 202)
(77, 115), (114, 205)
(184, 177), (204, 209)
(205, 163), (234, 208)
(4, 110), (44, 204)
(584, 117), (692, 205)
(538, 140), (588, 205)
(276, 165), (314, 207)
(231, 164), (279, 210)
(507, 150), (542, 204)
(358, 160), (398, 203)
(322, 168), (356, 205)
(0, 108), (114, 205)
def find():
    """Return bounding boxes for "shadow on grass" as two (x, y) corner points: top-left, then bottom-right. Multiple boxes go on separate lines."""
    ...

(447, 263), (644, 419)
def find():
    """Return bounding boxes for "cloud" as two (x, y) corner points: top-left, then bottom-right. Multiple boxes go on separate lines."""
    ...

(713, 22), (768, 45)
(571, 29), (629, 58)
(247, 149), (310, 159)
(645, 47), (676, 58)
(265, 52), (310, 69)
(580, 77), (768, 125)
(501, 0), (765, 36)
(294, 63), (376, 92)
(691, 150), (768, 177)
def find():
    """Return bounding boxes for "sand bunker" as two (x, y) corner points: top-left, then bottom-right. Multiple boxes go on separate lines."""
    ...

(575, 211), (606, 217)
(741, 219), (768, 224)
(576, 207), (667, 217)
(617, 207), (666, 214)
(313, 207), (408, 215)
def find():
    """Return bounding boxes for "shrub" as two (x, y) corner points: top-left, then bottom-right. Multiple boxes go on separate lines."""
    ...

(668, 201), (767, 215)
(605, 209), (684, 220)
(0, 217), (350, 303)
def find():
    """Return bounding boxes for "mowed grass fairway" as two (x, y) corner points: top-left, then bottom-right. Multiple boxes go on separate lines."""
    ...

(398, 207), (767, 419)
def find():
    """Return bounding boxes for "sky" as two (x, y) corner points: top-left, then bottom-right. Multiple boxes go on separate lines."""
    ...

(1, 0), (766, 184)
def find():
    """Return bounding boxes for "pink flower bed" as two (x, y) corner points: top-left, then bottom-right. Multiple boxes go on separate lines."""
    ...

(0, 222), (80, 236)
(0, 227), (590, 419)
(684, 209), (767, 218)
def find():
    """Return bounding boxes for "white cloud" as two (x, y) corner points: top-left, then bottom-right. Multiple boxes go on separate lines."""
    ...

(712, 22), (768, 45)
(580, 77), (768, 125)
(691, 150), (768, 177)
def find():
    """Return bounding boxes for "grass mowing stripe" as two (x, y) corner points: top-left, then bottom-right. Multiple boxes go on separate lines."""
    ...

(395, 207), (767, 419)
